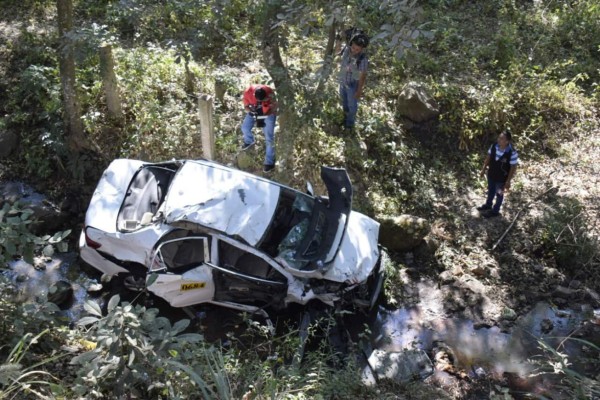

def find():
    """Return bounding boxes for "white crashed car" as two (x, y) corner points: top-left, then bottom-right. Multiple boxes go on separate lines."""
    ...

(80, 159), (384, 315)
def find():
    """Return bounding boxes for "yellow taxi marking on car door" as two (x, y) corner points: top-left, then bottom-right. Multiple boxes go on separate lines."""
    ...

(180, 282), (206, 291)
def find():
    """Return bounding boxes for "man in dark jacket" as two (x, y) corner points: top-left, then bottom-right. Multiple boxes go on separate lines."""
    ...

(478, 130), (519, 218)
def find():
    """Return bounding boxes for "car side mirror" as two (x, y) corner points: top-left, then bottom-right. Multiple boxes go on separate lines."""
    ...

(306, 181), (314, 196)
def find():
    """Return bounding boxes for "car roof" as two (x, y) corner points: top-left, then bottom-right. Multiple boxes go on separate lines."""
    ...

(164, 160), (281, 246)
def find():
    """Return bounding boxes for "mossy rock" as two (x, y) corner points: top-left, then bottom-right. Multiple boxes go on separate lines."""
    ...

(378, 214), (431, 252)
(235, 149), (256, 170)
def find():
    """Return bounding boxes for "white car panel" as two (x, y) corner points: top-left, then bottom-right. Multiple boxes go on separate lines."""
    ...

(325, 211), (380, 284)
(164, 161), (279, 246)
(85, 224), (167, 266)
(79, 231), (129, 275)
(147, 265), (216, 308)
(85, 159), (146, 233)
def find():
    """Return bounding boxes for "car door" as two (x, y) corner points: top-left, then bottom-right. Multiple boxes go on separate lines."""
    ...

(146, 236), (216, 308)
(212, 239), (288, 308)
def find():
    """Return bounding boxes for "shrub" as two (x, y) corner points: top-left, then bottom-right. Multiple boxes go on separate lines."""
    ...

(538, 197), (599, 288)
(0, 330), (67, 399)
(72, 295), (230, 399)
(0, 202), (71, 265)
(531, 337), (600, 399)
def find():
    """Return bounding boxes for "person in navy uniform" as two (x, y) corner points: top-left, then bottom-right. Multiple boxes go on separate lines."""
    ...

(478, 129), (519, 218)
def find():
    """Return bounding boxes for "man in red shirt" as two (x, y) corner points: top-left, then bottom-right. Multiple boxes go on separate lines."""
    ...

(241, 84), (277, 172)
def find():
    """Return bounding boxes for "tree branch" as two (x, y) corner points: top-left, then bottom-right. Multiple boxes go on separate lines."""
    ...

(492, 185), (558, 251)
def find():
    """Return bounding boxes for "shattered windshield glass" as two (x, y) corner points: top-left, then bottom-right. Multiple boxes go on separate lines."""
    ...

(277, 196), (322, 270)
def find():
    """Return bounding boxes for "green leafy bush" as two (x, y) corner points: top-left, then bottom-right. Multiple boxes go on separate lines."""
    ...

(0, 274), (66, 370)
(0, 201), (71, 265)
(532, 337), (600, 399)
(538, 198), (599, 286)
(0, 330), (66, 399)
(73, 295), (229, 399)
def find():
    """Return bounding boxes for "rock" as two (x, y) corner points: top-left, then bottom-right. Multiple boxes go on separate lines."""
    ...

(450, 264), (465, 277)
(554, 285), (578, 299)
(48, 280), (74, 307)
(0, 130), (19, 158)
(87, 283), (104, 292)
(378, 214), (431, 252)
(468, 264), (487, 278)
(473, 366), (487, 378)
(445, 294), (466, 312)
(414, 236), (439, 258)
(459, 274), (487, 295)
(501, 307), (517, 321)
(396, 82), (440, 123)
(489, 267), (501, 280)
(532, 263), (544, 272)
(544, 267), (561, 279)
(584, 288), (600, 304)
(554, 297), (568, 306)
(569, 280), (582, 289)
(33, 257), (47, 271)
(439, 270), (455, 284)
(235, 150), (255, 170)
(518, 295), (527, 303)
(0, 181), (67, 235)
(367, 348), (433, 383)
(540, 318), (553, 334)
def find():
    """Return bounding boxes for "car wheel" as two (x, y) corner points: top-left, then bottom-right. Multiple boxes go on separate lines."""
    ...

(123, 275), (146, 292)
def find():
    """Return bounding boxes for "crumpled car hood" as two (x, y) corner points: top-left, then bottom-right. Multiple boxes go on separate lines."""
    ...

(164, 160), (280, 246)
(324, 211), (380, 283)
(85, 159), (146, 233)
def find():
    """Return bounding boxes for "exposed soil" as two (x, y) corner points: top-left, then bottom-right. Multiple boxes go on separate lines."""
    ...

(390, 129), (600, 398)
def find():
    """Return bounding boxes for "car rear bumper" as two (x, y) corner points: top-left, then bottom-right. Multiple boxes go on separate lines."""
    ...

(79, 230), (129, 275)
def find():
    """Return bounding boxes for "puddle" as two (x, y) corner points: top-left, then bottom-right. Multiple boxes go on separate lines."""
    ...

(370, 282), (600, 398)
(6, 252), (102, 321)
(373, 303), (585, 373)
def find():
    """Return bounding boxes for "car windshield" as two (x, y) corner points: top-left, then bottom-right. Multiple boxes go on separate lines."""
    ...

(276, 196), (316, 269)
(257, 192), (332, 271)
(258, 191), (313, 258)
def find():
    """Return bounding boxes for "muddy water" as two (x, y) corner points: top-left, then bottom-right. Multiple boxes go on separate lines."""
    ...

(369, 280), (600, 398)
(7, 252), (102, 321)
(373, 303), (587, 372)
(5, 253), (255, 341)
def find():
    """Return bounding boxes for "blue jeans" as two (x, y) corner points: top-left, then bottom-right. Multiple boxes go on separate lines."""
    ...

(242, 113), (276, 165)
(485, 177), (506, 213)
(340, 82), (359, 128)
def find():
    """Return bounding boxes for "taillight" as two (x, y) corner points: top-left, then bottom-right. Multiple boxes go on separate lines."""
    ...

(85, 229), (102, 249)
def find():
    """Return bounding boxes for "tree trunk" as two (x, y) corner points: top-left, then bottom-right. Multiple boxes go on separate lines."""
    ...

(261, 1), (300, 183)
(57, 0), (87, 152)
(99, 44), (123, 121)
(315, 21), (340, 95)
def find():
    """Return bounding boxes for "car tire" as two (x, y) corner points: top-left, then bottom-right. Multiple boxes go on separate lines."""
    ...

(122, 275), (146, 292)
